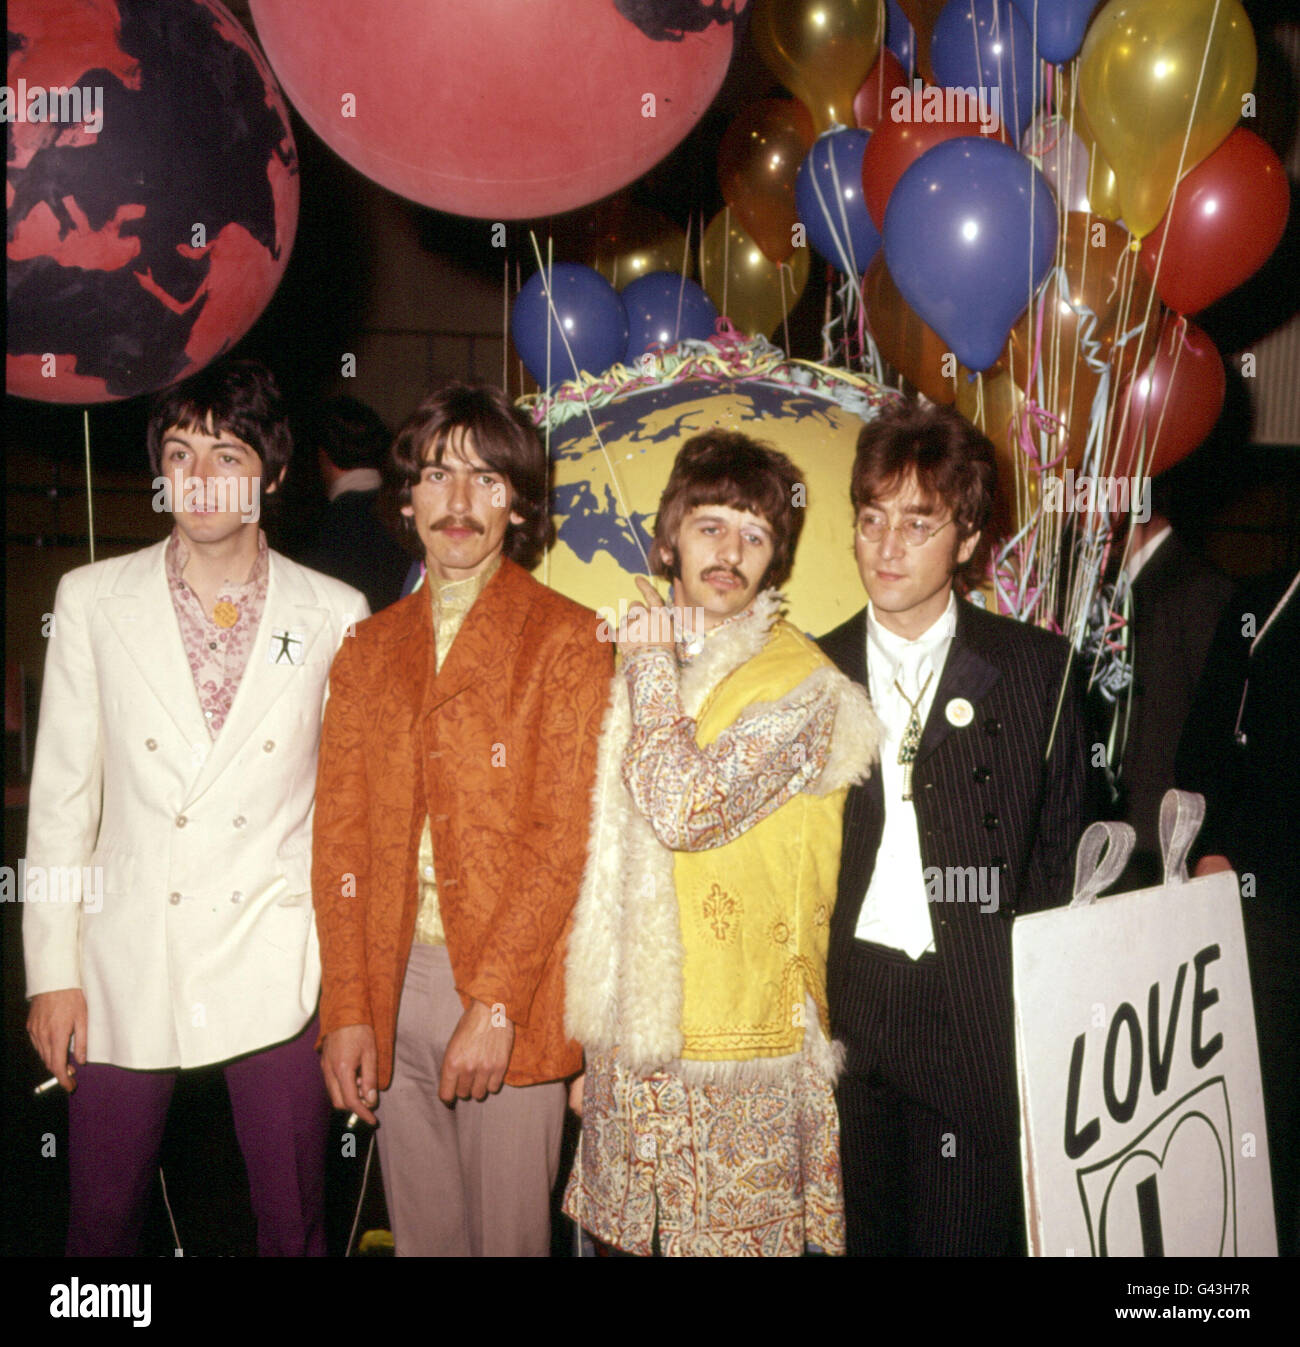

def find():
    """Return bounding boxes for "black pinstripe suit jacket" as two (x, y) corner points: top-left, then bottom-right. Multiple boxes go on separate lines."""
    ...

(819, 599), (1090, 1145)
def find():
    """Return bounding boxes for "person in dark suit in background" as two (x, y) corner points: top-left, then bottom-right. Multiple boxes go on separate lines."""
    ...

(1177, 567), (1300, 1258)
(819, 401), (1090, 1257)
(1090, 483), (1233, 891)
(302, 395), (410, 613)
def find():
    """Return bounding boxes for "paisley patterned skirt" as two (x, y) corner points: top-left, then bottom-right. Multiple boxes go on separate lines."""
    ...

(563, 1051), (845, 1257)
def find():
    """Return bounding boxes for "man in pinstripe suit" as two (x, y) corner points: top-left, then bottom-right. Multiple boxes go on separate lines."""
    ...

(820, 401), (1089, 1256)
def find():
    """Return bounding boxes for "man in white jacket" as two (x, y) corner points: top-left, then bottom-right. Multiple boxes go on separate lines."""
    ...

(24, 360), (368, 1256)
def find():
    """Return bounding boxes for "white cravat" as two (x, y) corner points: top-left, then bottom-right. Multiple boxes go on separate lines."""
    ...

(855, 593), (958, 960)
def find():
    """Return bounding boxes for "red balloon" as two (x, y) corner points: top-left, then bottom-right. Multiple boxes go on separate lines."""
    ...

(853, 50), (909, 133)
(861, 88), (1013, 230)
(1114, 318), (1225, 479)
(250, 0), (738, 219)
(1139, 128), (1291, 315)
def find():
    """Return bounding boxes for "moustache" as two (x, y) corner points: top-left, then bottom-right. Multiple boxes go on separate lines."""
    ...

(430, 515), (486, 535)
(702, 565), (747, 587)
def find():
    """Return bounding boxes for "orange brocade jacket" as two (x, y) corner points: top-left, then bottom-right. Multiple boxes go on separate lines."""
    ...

(311, 558), (612, 1088)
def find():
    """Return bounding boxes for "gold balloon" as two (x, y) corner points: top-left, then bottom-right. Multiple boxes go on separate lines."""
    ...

(718, 98), (816, 263)
(1085, 149), (1124, 222)
(700, 208), (810, 339)
(752, 0), (884, 135)
(1078, 0), (1257, 238)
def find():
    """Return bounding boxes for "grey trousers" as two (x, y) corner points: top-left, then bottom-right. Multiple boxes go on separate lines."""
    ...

(375, 942), (566, 1256)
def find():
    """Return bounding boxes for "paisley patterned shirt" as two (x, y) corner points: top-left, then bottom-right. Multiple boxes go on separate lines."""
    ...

(565, 619), (845, 1256)
(619, 641), (836, 848)
(165, 529), (269, 738)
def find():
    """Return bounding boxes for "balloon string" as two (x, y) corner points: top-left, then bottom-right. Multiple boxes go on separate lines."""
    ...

(873, 0), (887, 124)
(543, 236), (553, 586)
(808, 139), (861, 282)
(673, 214), (694, 343)
(83, 409), (96, 565)
(1112, 0), (1223, 471)
(526, 230), (650, 574)
(721, 204), (731, 323)
(502, 256), (509, 394)
(779, 261), (792, 355)
(1115, 7), (1220, 491)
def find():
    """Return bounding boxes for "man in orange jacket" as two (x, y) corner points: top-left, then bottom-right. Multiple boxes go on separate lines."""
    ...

(312, 383), (610, 1256)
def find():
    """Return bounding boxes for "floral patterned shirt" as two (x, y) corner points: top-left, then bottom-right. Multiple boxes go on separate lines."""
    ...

(165, 529), (269, 738)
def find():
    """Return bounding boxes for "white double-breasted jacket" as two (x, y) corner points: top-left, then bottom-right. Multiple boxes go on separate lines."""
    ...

(23, 538), (368, 1069)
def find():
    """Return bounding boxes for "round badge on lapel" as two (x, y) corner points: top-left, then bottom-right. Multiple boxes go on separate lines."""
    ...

(945, 698), (974, 728)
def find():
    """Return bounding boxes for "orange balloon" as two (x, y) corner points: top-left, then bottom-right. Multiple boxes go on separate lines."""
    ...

(862, 252), (956, 405)
(956, 368), (1037, 538)
(718, 99), (816, 264)
(897, 0), (945, 83)
(1007, 213), (1156, 468)
(559, 196), (692, 290)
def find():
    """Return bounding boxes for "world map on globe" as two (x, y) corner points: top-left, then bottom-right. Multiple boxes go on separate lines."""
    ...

(6, 0), (298, 403)
(541, 377), (887, 638)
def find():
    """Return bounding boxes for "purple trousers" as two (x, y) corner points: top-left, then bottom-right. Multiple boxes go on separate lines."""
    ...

(66, 1015), (329, 1257)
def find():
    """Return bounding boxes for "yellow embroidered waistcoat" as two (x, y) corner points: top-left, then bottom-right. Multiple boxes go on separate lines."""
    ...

(673, 620), (847, 1063)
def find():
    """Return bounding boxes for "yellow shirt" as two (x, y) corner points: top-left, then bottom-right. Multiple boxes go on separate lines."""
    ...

(413, 555), (500, 946)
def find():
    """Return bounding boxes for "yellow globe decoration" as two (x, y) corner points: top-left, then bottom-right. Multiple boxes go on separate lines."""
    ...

(525, 339), (897, 638)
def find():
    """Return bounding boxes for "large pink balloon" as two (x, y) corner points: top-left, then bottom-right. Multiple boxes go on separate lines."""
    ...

(250, 0), (741, 219)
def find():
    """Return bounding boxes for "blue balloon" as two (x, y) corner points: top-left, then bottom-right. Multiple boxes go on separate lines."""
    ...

(1008, 0), (1100, 65)
(883, 137), (1057, 372)
(885, 0), (916, 75)
(795, 128), (881, 277)
(511, 263), (629, 387)
(930, 0), (1039, 139)
(622, 272), (719, 362)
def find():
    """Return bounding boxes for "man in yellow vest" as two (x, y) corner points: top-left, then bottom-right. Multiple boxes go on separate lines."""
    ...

(563, 430), (880, 1256)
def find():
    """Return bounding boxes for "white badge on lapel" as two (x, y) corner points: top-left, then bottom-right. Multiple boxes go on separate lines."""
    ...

(945, 697), (974, 727)
(268, 629), (306, 665)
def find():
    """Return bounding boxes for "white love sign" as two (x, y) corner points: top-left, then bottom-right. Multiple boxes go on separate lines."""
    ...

(1014, 792), (1276, 1257)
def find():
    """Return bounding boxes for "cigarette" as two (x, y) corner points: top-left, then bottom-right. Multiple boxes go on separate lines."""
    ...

(34, 1076), (61, 1096)
(346, 1112), (359, 1128)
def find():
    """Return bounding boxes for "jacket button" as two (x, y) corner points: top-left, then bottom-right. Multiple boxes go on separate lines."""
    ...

(233, 816), (246, 829)
(984, 812), (999, 830)
(984, 717), (1001, 736)
(991, 855), (1007, 871)
(168, 892), (181, 905)
(231, 891), (243, 904)
(972, 766), (991, 783)
(175, 814), (187, 828)
(145, 738), (158, 751)
(262, 740), (275, 752)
